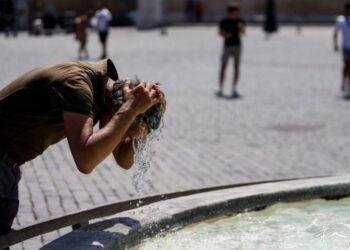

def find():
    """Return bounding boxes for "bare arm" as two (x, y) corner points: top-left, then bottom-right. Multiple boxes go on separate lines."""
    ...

(112, 124), (148, 170)
(114, 138), (134, 169)
(64, 108), (135, 174)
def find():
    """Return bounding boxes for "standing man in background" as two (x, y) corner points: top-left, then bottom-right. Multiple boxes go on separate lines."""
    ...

(334, 2), (350, 96)
(218, 3), (245, 98)
(95, 2), (112, 59)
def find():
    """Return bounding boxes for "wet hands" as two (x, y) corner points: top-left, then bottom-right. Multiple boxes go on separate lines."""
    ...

(122, 80), (166, 116)
(153, 84), (166, 113)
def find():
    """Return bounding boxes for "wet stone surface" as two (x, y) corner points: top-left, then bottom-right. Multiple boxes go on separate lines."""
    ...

(0, 26), (349, 249)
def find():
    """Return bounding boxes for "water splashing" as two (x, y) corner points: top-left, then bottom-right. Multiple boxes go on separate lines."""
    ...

(132, 122), (163, 194)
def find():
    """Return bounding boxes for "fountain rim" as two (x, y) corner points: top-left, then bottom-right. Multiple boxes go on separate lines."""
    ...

(42, 175), (350, 250)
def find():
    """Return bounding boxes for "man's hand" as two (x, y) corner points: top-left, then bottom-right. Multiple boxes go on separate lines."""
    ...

(120, 80), (160, 117)
(153, 84), (167, 112)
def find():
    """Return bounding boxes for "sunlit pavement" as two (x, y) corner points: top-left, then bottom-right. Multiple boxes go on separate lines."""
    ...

(0, 25), (348, 249)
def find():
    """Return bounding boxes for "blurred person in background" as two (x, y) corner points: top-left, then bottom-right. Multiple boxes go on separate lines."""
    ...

(74, 12), (92, 60)
(95, 2), (112, 59)
(217, 3), (245, 98)
(32, 18), (44, 36)
(334, 2), (350, 96)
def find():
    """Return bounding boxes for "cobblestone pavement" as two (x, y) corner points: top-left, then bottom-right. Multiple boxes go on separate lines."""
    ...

(1, 26), (349, 249)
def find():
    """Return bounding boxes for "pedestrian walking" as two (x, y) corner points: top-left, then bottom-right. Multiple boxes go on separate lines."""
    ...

(217, 3), (245, 98)
(95, 3), (112, 59)
(334, 2), (350, 96)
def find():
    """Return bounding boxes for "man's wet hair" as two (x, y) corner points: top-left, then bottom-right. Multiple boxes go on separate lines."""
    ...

(227, 2), (240, 13)
(111, 79), (163, 131)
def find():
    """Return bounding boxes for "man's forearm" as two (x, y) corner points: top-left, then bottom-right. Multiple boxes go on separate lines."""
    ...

(64, 108), (136, 174)
(82, 110), (136, 172)
(113, 138), (134, 169)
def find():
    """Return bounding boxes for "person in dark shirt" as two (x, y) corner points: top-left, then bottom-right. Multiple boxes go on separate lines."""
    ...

(218, 3), (245, 98)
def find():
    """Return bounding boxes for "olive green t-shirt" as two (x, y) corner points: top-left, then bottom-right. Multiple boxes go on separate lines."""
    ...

(0, 59), (118, 165)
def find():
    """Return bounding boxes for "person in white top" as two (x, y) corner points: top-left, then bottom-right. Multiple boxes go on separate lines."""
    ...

(95, 3), (112, 59)
(334, 2), (350, 94)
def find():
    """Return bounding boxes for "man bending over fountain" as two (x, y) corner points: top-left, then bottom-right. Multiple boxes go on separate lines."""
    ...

(0, 58), (166, 247)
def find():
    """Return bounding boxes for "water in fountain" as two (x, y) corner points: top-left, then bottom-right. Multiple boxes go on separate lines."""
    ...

(133, 198), (350, 250)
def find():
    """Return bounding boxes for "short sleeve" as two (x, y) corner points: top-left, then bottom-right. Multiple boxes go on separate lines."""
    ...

(51, 76), (93, 116)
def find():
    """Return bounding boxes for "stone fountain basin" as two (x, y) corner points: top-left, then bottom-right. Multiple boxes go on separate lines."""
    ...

(42, 175), (350, 250)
